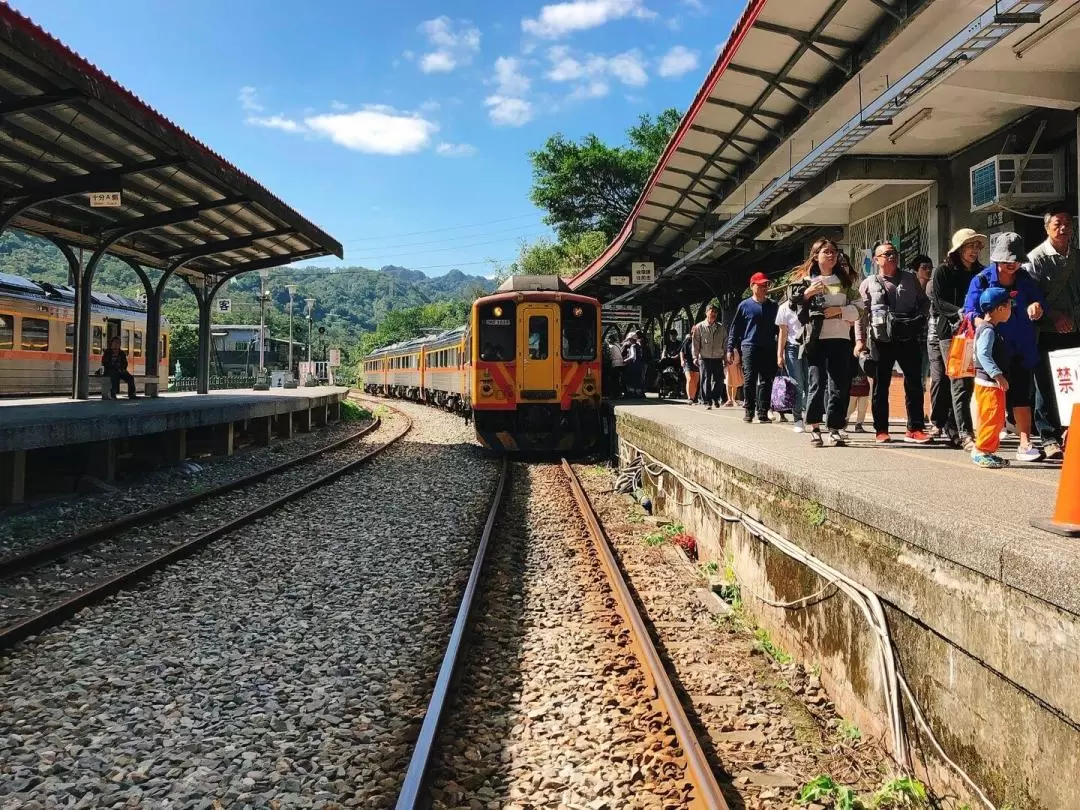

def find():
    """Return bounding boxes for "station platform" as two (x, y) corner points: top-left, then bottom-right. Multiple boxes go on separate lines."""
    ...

(0, 387), (350, 504)
(613, 398), (1079, 809)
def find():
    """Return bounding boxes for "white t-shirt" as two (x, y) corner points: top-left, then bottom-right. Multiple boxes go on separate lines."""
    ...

(775, 300), (803, 343)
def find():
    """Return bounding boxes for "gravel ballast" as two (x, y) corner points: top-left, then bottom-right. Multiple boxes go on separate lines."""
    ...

(0, 399), (498, 810)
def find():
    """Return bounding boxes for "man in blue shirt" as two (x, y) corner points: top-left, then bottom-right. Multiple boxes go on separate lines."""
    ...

(962, 232), (1048, 463)
(726, 272), (779, 423)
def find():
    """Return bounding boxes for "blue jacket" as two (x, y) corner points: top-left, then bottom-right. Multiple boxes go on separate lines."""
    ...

(726, 297), (779, 351)
(962, 264), (1047, 369)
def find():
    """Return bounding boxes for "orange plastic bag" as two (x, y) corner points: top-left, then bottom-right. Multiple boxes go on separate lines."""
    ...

(946, 319), (976, 379)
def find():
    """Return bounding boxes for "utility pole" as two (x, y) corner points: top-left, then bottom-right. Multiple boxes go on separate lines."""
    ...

(253, 269), (271, 390)
(285, 284), (298, 388)
(304, 297), (316, 386)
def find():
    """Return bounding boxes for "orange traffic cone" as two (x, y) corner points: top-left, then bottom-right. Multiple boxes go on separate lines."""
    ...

(1031, 403), (1080, 537)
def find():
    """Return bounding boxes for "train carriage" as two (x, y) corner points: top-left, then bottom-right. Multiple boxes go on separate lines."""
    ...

(0, 272), (170, 396)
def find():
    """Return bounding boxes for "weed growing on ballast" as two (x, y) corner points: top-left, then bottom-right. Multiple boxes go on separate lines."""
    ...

(838, 718), (862, 742)
(797, 774), (930, 810)
(754, 627), (793, 664)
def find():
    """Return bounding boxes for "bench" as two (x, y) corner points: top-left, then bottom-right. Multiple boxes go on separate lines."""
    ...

(99, 374), (156, 399)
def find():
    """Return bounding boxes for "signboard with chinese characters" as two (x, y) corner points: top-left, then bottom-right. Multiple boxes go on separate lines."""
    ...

(601, 304), (642, 325)
(216, 298), (232, 314)
(899, 227), (921, 267)
(631, 261), (655, 285)
(1049, 347), (1080, 427)
(328, 348), (341, 367)
(610, 275), (630, 286)
(89, 191), (122, 208)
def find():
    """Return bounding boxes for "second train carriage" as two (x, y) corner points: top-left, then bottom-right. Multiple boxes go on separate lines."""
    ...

(362, 276), (609, 454)
(0, 272), (171, 396)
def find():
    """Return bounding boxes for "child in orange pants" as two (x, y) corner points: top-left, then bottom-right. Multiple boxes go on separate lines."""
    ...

(971, 287), (1014, 469)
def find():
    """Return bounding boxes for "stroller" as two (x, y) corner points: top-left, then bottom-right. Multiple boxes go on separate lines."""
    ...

(656, 357), (685, 400)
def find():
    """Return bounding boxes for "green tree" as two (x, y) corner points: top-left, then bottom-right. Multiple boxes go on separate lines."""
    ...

(528, 108), (681, 240)
(492, 230), (608, 282)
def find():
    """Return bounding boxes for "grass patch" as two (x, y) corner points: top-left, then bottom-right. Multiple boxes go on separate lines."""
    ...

(805, 500), (827, 527)
(798, 774), (930, 810)
(754, 627), (793, 664)
(642, 522), (684, 547)
(341, 400), (372, 422)
(838, 718), (862, 742)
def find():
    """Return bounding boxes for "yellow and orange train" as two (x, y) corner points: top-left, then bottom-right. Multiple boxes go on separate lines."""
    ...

(361, 276), (611, 453)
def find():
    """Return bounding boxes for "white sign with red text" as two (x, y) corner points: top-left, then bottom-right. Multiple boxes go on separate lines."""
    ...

(1049, 347), (1080, 427)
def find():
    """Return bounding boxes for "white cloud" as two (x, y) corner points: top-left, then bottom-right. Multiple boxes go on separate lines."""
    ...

(483, 56), (533, 126)
(247, 114), (305, 133)
(485, 96), (533, 127)
(436, 142), (478, 157)
(305, 106), (437, 154)
(681, 0), (706, 10)
(330, 100), (348, 111)
(546, 47), (647, 89)
(658, 45), (699, 78)
(238, 86), (264, 112)
(568, 81), (610, 101)
(523, 0), (655, 39)
(418, 16), (481, 74)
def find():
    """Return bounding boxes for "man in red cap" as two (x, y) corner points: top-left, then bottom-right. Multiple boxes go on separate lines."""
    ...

(727, 272), (780, 423)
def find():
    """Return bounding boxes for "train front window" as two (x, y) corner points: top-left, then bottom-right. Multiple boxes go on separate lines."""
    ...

(527, 316), (549, 360)
(478, 301), (514, 361)
(21, 318), (49, 352)
(0, 315), (13, 349)
(561, 302), (596, 361)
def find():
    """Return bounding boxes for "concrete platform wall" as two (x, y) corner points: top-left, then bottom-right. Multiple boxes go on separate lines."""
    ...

(617, 412), (1079, 810)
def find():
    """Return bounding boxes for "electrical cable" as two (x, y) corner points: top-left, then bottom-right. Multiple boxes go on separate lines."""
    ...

(615, 440), (999, 810)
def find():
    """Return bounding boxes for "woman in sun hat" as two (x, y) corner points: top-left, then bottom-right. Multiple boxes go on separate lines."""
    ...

(929, 227), (987, 449)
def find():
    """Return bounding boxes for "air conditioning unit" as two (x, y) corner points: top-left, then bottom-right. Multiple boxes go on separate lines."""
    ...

(970, 152), (1065, 213)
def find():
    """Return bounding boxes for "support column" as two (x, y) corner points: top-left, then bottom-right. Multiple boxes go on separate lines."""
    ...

(312, 403), (328, 427)
(197, 295), (212, 395)
(0, 450), (27, 506)
(81, 440), (116, 483)
(158, 429), (187, 464)
(328, 400), (341, 423)
(212, 422), (235, 457)
(145, 289), (163, 398)
(294, 407), (312, 433)
(276, 412), (294, 439)
(253, 415), (273, 446)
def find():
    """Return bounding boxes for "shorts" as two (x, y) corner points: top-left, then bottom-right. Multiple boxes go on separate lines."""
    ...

(1004, 357), (1031, 408)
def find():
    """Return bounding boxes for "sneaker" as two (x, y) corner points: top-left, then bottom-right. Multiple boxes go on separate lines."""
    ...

(1043, 441), (1064, 461)
(972, 452), (1009, 469)
(852, 423), (866, 434)
(875, 432), (891, 444)
(757, 416), (773, 424)
(904, 430), (931, 444)
(809, 429), (824, 447)
(837, 429), (851, 441)
(961, 434), (976, 452)
(927, 426), (942, 439)
(742, 414), (753, 423)
(792, 420), (805, 434)
(829, 430), (846, 447)
(777, 413), (789, 423)
(706, 404), (712, 410)
(1015, 445), (1045, 463)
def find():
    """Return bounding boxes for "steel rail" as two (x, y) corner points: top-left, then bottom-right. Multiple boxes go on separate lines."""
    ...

(0, 410), (412, 651)
(0, 412), (383, 578)
(394, 458), (510, 810)
(560, 459), (729, 810)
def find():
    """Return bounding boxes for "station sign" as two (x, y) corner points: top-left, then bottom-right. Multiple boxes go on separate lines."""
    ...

(1049, 347), (1080, 426)
(328, 348), (341, 367)
(631, 261), (655, 285)
(216, 298), (232, 313)
(602, 304), (642, 325)
(89, 191), (122, 208)
(610, 275), (631, 286)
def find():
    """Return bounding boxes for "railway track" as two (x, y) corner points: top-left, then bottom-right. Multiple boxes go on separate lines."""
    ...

(0, 400), (411, 650)
(396, 459), (728, 810)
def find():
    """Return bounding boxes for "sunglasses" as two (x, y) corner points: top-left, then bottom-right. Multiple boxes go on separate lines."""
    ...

(875, 250), (898, 259)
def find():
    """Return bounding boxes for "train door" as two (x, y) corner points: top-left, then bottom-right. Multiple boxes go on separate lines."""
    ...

(104, 318), (121, 351)
(517, 303), (557, 395)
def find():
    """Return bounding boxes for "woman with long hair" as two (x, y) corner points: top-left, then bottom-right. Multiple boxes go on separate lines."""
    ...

(789, 238), (863, 447)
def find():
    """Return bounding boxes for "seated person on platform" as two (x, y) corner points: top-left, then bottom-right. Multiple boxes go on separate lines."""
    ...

(102, 336), (136, 399)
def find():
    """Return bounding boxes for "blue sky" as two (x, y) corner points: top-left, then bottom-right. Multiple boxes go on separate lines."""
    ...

(11, 0), (741, 277)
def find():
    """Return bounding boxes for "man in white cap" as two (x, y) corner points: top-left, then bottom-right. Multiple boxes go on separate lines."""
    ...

(929, 228), (986, 450)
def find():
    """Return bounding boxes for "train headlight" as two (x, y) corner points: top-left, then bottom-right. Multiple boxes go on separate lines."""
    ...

(583, 382), (595, 395)
(572, 305), (584, 317)
(481, 382), (493, 396)
(492, 306), (503, 317)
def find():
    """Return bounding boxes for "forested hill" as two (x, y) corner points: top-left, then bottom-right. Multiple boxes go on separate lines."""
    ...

(0, 230), (493, 336)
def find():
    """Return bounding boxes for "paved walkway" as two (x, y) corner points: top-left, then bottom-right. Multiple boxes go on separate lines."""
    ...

(613, 397), (1079, 614)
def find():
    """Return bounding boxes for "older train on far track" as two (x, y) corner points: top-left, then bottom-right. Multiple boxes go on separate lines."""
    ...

(361, 276), (611, 453)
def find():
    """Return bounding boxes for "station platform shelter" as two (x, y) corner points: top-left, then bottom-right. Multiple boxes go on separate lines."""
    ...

(0, 387), (350, 506)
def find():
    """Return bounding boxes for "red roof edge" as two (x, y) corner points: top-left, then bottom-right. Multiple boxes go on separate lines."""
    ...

(0, 1), (343, 259)
(568, 0), (769, 291)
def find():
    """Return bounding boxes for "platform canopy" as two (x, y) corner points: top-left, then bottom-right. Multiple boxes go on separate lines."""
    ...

(0, 2), (343, 280)
(569, 0), (1059, 311)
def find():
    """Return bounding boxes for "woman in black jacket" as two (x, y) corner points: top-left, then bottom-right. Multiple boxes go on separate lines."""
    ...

(929, 228), (986, 449)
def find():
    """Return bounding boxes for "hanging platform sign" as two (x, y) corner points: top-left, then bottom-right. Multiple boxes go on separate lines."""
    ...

(610, 275), (631, 286)
(89, 191), (122, 208)
(216, 298), (232, 313)
(631, 261), (655, 284)
(602, 304), (642, 325)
